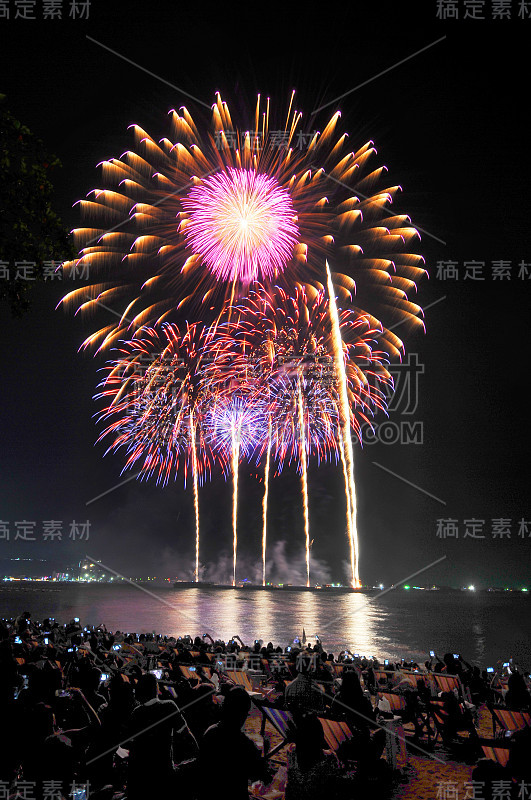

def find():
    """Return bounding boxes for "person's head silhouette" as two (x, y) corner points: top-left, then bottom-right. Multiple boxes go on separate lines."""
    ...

(221, 686), (251, 729)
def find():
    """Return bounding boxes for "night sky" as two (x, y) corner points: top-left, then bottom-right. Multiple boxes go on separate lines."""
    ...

(1, 1), (529, 588)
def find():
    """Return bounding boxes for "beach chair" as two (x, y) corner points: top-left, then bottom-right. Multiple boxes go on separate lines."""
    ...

(479, 738), (511, 768)
(423, 672), (439, 697)
(379, 689), (434, 744)
(433, 672), (472, 704)
(226, 670), (265, 699)
(179, 665), (200, 681)
(256, 706), (295, 758)
(261, 658), (273, 679)
(374, 670), (389, 688)
(428, 700), (477, 746)
(378, 691), (407, 714)
(317, 717), (353, 752)
(489, 706), (531, 738)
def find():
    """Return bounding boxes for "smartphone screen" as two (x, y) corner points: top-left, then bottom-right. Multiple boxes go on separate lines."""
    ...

(487, 667), (494, 673)
(429, 650), (435, 657)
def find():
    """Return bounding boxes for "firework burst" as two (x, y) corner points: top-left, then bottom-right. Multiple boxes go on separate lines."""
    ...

(60, 93), (425, 358)
(95, 322), (229, 486)
(63, 91), (426, 587)
(217, 282), (392, 465)
(181, 168), (299, 284)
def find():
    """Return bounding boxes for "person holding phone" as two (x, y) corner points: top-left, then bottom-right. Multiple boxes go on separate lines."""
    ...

(125, 672), (198, 800)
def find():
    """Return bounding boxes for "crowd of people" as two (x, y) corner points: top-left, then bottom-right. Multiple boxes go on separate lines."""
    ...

(1, 611), (530, 799)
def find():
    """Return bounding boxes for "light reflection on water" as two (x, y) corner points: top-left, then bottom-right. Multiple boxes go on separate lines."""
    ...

(0, 584), (528, 668)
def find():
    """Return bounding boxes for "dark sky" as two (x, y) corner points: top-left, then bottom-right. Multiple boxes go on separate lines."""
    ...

(1, 1), (529, 588)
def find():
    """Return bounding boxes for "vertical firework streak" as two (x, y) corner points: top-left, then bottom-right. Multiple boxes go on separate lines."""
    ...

(262, 419), (271, 587)
(190, 412), (200, 583)
(326, 261), (361, 588)
(297, 380), (311, 588)
(231, 422), (240, 587)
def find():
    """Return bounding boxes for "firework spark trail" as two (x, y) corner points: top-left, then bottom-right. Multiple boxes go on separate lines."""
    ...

(297, 381), (311, 588)
(231, 422), (240, 587)
(262, 420), (271, 587)
(190, 412), (200, 583)
(338, 427), (353, 561)
(326, 261), (360, 588)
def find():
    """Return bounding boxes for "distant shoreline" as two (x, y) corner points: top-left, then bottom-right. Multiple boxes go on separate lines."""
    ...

(0, 581), (528, 595)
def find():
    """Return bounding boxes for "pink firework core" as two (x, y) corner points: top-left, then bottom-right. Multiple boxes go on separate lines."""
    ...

(181, 168), (299, 284)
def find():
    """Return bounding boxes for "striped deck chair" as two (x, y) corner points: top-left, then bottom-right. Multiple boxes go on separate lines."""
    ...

(400, 671), (421, 689)
(429, 700), (477, 745)
(374, 669), (388, 685)
(490, 706), (531, 737)
(226, 670), (264, 698)
(479, 738), (511, 768)
(378, 691), (407, 714)
(258, 706), (295, 757)
(317, 717), (353, 752)
(424, 672), (439, 697)
(179, 665), (200, 681)
(227, 670), (253, 690)
(433, 672), (473, 704)
(261, 658), (272, 677)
